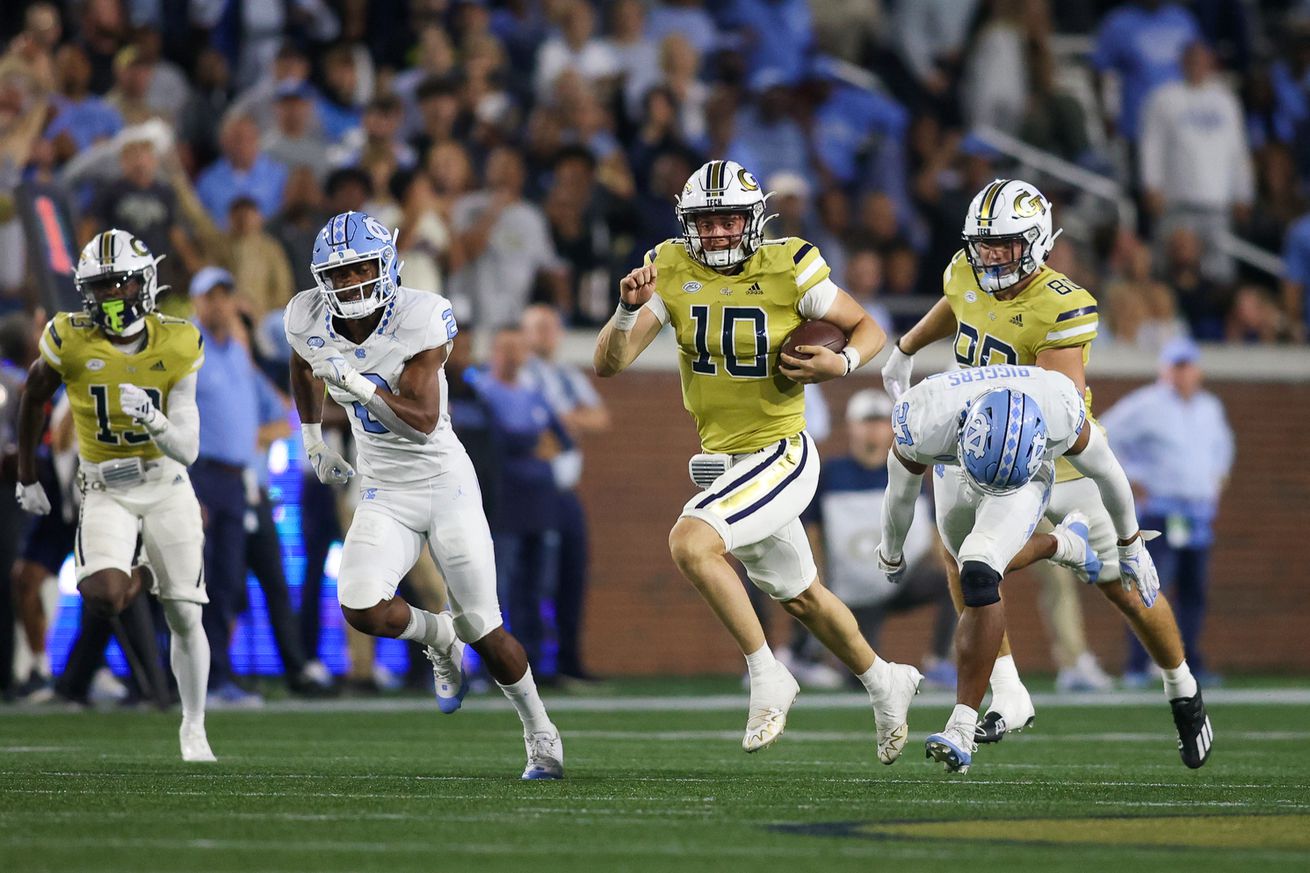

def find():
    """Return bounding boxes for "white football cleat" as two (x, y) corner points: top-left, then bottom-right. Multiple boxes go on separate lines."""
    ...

(742, 662), (800, 753)
(521, 726), (564, 780)
(925, 720), (976, 774)
(871, 662), (923, 764)
(180, 722), (216, 763)
(423, 624), (468, 714)
(976, 682), (1036, 744)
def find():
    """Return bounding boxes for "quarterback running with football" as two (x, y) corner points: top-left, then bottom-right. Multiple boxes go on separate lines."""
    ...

(877, 365), (1159, 773)
(594, 160), (923, 764)
(882, 179), (1213, 769)
(284, 211), (563, 780)
(15, 230), (214, 762)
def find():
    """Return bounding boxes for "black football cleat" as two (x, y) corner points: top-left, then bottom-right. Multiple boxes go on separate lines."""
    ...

(1170, 690), (1213, 769)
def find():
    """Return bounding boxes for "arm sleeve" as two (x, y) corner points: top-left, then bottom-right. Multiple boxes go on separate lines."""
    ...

(797, 277), (840, 320)
(1063, 423), (1139, 540)
(149, 372), (200, 465)
(879, 451), (924, 559)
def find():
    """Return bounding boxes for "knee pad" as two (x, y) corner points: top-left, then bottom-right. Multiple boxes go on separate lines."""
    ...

(960, 561), (1003, 608)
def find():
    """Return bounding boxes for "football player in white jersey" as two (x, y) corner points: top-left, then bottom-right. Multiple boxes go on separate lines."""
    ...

(285, 211), (563, 780)
(876, 365), (1164, 773)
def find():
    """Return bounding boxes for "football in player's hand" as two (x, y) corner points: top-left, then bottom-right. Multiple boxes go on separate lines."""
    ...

(780, 320), (847, 361)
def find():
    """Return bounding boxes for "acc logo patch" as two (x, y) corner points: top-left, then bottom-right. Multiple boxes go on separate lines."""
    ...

(737, 168), (759, 191)
(307, 336), (326, 349)
(683, 281), (703, 294)
(354, 348), (366, 359)
(86, 359), (105, 371)
(964, 291), (977, 303)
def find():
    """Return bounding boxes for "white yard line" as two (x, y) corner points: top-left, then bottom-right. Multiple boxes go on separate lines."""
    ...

(7, 686), (1300, 717)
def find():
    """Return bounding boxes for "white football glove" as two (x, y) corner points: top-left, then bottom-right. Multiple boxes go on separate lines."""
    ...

(876, 545), (907, 584)
(881, 343), (913, 401)
(120, 383), (163, 431)
(15, 481), (51, 516)
(310, 353), (377, 403)
(305, 439), (354, 485)
(1117, 531), (1162, 608)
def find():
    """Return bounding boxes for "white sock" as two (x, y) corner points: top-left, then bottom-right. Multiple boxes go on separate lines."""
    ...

(398, 606), (456, 650)
(1162, 660), (1198, 700)
(163, 600), (209, 727)
(989, 654), (1023, 691)
(744, 643), (777, 679)
(35, 651), (51, 678)
(498, 665), (554, 734)
(857, 656), (893, 699)
(950, 703), (979, 727)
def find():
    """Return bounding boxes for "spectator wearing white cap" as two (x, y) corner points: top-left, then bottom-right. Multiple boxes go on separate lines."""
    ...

(1101, 337), (1234, 686)
(781, 389), (956, 688)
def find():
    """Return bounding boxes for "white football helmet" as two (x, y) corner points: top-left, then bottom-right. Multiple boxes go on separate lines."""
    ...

(676, 159), (772, 269)
(74, 229), (164, 336)
(961, 179), (1062, 293)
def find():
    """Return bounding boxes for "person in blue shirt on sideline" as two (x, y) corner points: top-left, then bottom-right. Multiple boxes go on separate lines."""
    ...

(467, 325), (577, 680)
(190, 267), (317, 703)
(519, 304), (609, 682)
(1100, 337), (1234, 686)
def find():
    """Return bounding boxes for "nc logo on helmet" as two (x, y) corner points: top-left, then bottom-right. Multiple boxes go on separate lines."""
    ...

(1013, 191), (1047, 218)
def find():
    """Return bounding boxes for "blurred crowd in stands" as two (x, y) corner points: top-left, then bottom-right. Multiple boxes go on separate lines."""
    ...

(0, 0), (1292, 701)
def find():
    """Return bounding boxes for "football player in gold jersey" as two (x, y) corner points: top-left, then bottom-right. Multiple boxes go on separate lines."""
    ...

(882, 180), (1212, 769)
(595, 160), (924, 764)
(15, 230), (215, 762)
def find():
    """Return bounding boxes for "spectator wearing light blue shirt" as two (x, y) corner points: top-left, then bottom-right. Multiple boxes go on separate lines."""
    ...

(520, 305), (608, 681)
(1100, 337), (1234, 684)
(468, 325), (577, 679)
(190, 268), (312, 703)
(1092, 1), (1202, 142)
(195, 114), (289, 229)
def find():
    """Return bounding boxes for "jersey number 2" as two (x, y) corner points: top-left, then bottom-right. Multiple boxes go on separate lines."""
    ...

(689, 305), (768, 377)
(90, 384), (162, 445)
(351, 373), (393, 434)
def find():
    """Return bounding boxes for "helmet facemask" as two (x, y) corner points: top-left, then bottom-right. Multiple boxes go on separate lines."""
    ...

(77, 266), (155, 337)
(678, 202), (769, 270)
(963, 227), (1042, 294)
(314, 250), (395, 319)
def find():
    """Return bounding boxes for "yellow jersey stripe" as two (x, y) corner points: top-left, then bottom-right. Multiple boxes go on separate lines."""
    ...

(38, 332), (62, 368)
(795, 256), (828, 289)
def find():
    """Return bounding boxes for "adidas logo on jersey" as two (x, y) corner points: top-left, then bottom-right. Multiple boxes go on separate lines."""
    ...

(746, 282), (763, 295)
(150, 360), (167, 371)
(1009, 314), (1023, 326)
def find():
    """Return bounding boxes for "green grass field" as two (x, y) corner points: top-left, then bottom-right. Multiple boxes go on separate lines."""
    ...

(3, 682), (1308, 873)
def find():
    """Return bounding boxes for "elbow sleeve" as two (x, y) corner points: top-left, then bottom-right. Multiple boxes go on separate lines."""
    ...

(879, 450), (924, 559)
(1065, 425), (1139, 540)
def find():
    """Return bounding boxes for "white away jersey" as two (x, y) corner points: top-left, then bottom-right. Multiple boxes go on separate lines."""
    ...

(892, 365), (1086, 469)
(284, 286), (464, 484)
